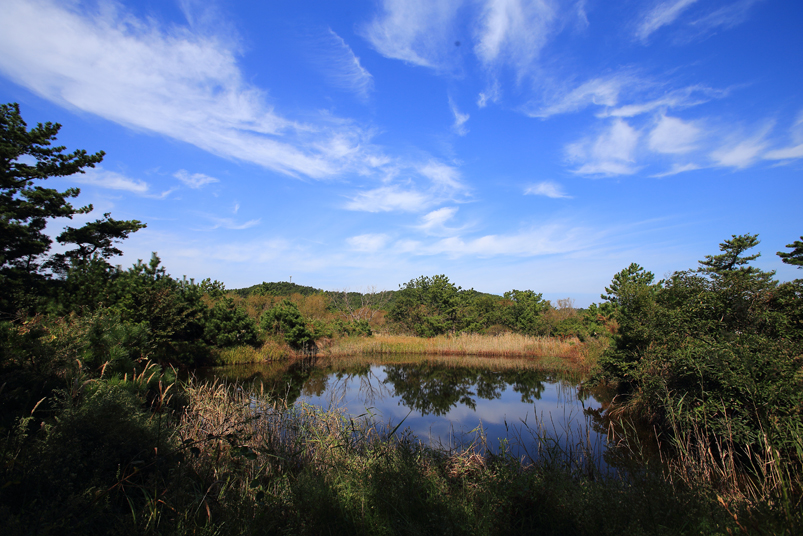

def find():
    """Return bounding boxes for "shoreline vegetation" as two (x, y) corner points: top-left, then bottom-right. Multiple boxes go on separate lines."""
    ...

(2, 105), (801, 534)
(216, 332), (607, 373)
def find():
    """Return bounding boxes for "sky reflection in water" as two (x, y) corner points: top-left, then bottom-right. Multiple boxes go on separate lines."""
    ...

(294, 362), (608, 459)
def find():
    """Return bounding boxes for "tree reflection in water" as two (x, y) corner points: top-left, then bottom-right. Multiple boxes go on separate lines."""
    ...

(199, 358), (653, 471)
(381, 365), (552, 416)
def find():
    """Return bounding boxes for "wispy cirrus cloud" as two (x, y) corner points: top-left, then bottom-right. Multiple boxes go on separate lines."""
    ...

(567, 119), (641, 176)
(347, 233), (391, 252)
(360, 0), (463, 71)
(73, 167), (150, 194)
(449, 97), (470, 136)
(764, 111), (803, 161)
(0, 0), (383, 180)
(71, 167), (178, 199)
(201, 214), (261, 231)
(174, 170), (219, 189)
(710, 127), (772, 169)
(416, 207), (460, 234)
(685, 0), (763, 38)
(399, 222), (593, 258)
(526, 72), (726, 120)
(635, 0), (762, 43)
(525, 74), (631, 118)
(635, 0), (700, 42)
(524, 181), (571, 199)
(648, 115), (701, 154)
(312, 29), (374, 102)
(473, 0), (556, 78)
(344, 185), (431, 213)
(418, 160), (464, 190)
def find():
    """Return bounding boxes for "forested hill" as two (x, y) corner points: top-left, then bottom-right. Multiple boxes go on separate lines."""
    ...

(232, 280), (504, 303)
(232, 281), (323, 297)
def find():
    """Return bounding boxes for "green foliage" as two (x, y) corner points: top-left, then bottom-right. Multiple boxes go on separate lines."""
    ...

(237, 280), (322, 297)
(260, 299), (315, 348)
(46, 212), (145, 274)
(0, 103), (144, 316)
(600, 234), (803, 452)
(778, 236), (803, 268)
(202, 296), (258, 348)
(502, 289), (550, 335)
(600, 263), (656, 306)
(388, 275), (472, 336)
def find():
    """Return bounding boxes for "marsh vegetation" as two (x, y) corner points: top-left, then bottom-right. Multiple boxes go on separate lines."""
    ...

(1, 103), (801, 534)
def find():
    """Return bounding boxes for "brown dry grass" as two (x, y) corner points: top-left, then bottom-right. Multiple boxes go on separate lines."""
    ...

(322, 332), (607, 372)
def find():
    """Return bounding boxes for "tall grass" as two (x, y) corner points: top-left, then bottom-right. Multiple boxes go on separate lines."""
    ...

(656, 405), (803, 535)
(323, 332), (606, 372)
(214, 340), (290, 364)
(167, 379), (742, 535)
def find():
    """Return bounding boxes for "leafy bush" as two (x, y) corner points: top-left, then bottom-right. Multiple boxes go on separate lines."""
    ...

(600, 235), (803, 451)
(202, 296), (258, 348)
(260, 299), (315, 348)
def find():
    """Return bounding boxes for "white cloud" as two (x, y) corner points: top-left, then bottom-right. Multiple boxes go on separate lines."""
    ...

(418, 161), (464, 190)
(477, 80), (500, 108)
(417, 207), (459, 234)
(524, 181), (571, 199)
(344, 185), (431, 213)
(764, 112), (803, 161)
(648, 115), (701, 154)
(710, 129), (770, 169)
(567, 119), (640, 176)
(473, 0), (556, 78)
(526, 75), (628, 118)
(0, 0), (380, 180)
(344, 158), (466, 213)
(687, 0), (762, 36)
(314, 29), (374, 101)
(174, 170), (219, 188)
(347, 233), (390, 252)
(449, 97), (470, 136)
(601, 85), (727, 118)
(651, 162), (701, 177)
(411, 223), (591, 258)
(635, 0), (700, 42)
(203, 215), (261, 231)
(360, 0), (463, 70)
(636, 0), (762, 43)
(764, 144), (803, 161)
(73, 167), (150, 194)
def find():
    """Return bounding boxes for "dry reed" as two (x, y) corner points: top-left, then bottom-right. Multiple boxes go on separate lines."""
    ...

(322, 332), (606, 372)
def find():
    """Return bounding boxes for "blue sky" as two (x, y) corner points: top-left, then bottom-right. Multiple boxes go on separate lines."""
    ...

(0, 0), (801, 306)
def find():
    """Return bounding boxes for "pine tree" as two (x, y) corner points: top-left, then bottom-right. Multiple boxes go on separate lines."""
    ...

(777, 236), (803, 268)
(0, 103), (143, 313)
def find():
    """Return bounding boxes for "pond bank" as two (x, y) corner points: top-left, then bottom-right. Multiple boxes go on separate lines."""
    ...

(216, 332), (609, 374)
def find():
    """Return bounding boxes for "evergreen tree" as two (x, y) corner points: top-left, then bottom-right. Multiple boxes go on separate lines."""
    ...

(778, 236), (803, 268)
(0, 103), (143, 314)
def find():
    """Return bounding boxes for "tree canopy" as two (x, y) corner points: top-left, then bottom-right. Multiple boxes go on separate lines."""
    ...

(0, 103), (143, 314)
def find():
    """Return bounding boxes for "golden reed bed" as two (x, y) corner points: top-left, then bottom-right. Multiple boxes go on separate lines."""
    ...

(217, 332), (609, 373)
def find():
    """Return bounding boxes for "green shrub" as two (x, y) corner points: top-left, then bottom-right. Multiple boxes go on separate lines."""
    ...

(600, 235), (803, 452)
(202, 297), (258, 348)
(260, 299), (315, 348)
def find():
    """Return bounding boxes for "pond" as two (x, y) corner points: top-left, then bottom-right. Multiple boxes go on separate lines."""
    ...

(199, 355), (625, 469)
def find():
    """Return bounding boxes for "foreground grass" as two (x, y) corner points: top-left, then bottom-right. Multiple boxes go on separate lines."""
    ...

(3, 373), (798, 536)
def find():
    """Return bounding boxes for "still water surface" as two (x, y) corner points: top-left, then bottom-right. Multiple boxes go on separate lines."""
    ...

(202, 356), (615, 462)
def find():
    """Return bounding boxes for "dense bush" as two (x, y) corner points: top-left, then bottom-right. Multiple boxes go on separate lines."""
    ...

(600, 234), (803, 451)
(260, 299), (315, 348)
(202, 297), (258, 348)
